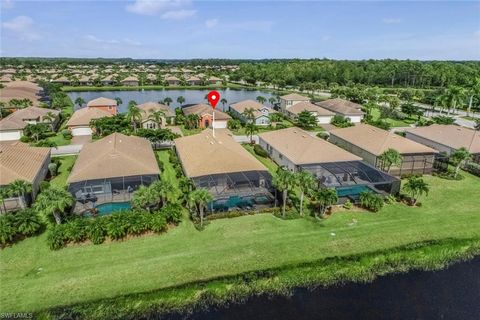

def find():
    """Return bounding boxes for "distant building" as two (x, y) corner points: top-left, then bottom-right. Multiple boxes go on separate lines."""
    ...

(121, 76), (139, 86)
(86, 97), (118, 115)
(183, 103), (231, 129)
(229, 99), (275, 126)
(165, 76), (180, 86)
(315, 98), (364, 123)
(186, 76), (202, 86)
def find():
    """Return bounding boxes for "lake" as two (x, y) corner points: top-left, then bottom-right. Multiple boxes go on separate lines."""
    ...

(67, 88), (275, 113)
(163, 257), (480, 320)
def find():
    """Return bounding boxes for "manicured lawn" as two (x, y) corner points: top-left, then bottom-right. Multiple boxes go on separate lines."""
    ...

(179, 126), (202, 136)
(370, 108), (418, 127)
(49, 156), (76, 189)
(47, 132), (71, 146)
(156, 150), (180, 196)
(230, 119), (294, 135)
(242, 144), (279, 175)
(1, 172), (479, 313)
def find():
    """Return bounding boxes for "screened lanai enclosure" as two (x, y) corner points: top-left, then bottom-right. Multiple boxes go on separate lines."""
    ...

(192, 170), (275, 212)
(68, 174), (158, 213)
(301, 161), (400, 203)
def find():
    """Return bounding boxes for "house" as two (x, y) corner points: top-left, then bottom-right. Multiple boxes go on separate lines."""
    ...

(137, 102), (175, 129)
(229, 100), (275, 126)
(66, 107), (112, 136)
(315, 98), (364, 123)
(0, 107), (60, 141)
(182, 103), (231, 129)
(186, 76), (202, 86)
(101, 75), (115, 86)
(0, 81), (43, 107)
(67, 133), (160, 212)
(0, 142), (51, 211)
(174, 129), (274, 212)
(78, 75), (91, 86)
(121, 76), (139, 86)
(329, 124), (438, 175)
(165, 76), (180, 86)
(51, 76), (71, 86)
(258, 127), (400, 201)
(207, 76), (222, 85)
(86, 97), (118, 115)
(405, 124), (480, 163)
(284, 101), (335, 124)
(279, 93), (310, 113)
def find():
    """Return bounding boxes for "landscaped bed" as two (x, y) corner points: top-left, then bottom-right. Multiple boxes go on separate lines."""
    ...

(1, 172), (479, 316)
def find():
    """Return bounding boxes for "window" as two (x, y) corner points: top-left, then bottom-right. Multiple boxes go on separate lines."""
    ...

(279, 153), (283, 160)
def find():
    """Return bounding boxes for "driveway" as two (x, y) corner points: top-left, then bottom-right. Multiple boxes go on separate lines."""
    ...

(71, 135), (92, 145)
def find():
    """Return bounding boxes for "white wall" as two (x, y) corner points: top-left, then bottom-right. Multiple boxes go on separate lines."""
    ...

(71, 127), (93, 136)
(0, 130), (22, 141)
(347, 115), (363, 123)
(317, 115), (333, 124)
(213, 120), (228, 129)
(405, 132), (455, 155)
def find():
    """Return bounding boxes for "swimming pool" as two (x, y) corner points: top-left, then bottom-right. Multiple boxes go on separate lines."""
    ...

(336, 185), (374, 198)
(94, 202), (131, 216)
(210, 195), (273, 211)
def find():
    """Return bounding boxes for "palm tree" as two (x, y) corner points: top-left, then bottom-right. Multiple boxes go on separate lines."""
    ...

(150, 179), (175, 207)
(445, 86), (466, 116)
(176, 96), (185, 106)
(188, 188), (213, 227)
(268, 97), (276, 106)
(242, 107), (256, 123)
(0, 188), (9, 213)
(220, 98), (228, 108)
(244, 122), (259, 144)
(450, 147), (471, 178)
(378, 148), (403, 173)
(273, 167), (296, 218)
(402, 176), (429, 206)
(132, 185), (157, 211)
(312, 188), (338, 219)
(126, 103), (142, 132)
(34, 187), (74, 225)
(13, 208), (42, 236)
(114, 97), (123, 107)
(295, 171), (317, 216)
(148, 110), (166, 129)
(163, 97), (173, 106)
(8, 180), (32, 209)
(256, 96), (266, 104)
(74, 97), (85, 108)
(467, 78), (480, 117)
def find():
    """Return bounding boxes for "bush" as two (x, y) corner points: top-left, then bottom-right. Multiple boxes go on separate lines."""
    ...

(106, 214), (128, 240)
(64, 218), (88, 243)
(20, 135), (30, 143)
(359, 191), (384, 212)
(47, 225), (68, 250)
(253, 144), (268, 157)
(149, 213), (167, 233)
(126, 211), (149, 235)
(275, 123), (287, 129)
(87, 218), (106, 245)
(12, 209), (42, 236)
(61, 129), (72, 139)
(463, 162), (480, 177)
(316, 132), (329, 140)
(39, 181), (51, 192)
(161, 203), (183, 224)
(432, 115), (455, 125)
(0, 215), (16, 246)
(343, 200), (353, 210)
(48, 163), (58, 177)
(331, 115), (353, 128)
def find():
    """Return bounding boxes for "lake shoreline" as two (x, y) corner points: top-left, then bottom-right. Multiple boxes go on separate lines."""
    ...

(39, 237), (480, 320)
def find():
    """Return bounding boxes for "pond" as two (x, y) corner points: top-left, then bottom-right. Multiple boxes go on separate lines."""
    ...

(164, 257), (480, 320)
(67, 88), (275, 113)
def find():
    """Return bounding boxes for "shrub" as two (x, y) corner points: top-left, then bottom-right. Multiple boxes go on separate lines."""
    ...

(20, 135), (30, 143)
(368, 120), (391, 131)
(253, 144), (268, 157)
(12, 208), (42, 236)
(359, 191), (384, 212)
(64, 218), (88, 243)
(432, 115), (455, 125)
(61, 129), (72, 139)
(161, 203), (183, 224)
(343, 200), (353, 210)
(316, 132), (329, 140)
(463, 162), (480, 177)
(39, 181), (51, 192)
(106, 215), (128, 240)
(331, 115), (353, 128)
(47, 225), (68, 250)
(48, 163), (58, 176)
(149, 213), (167, 233)
(227, 119), (241, 130)
(126, 211), (149, 235)
(0, 215), (16, 246)
(87, 218), (106, 245)
(275, 123), (287, 129)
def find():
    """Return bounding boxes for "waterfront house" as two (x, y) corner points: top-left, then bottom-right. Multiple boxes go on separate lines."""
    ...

(229, 99), (275, 126)
(329, 124), (438, 175)
(137, 102), (175, 129)
(182, 103), (231, 129)
(284, 101), (335, 124)
(67, 133), (160, 212)
(279, 93), (310, 114)
(186, 76), (202, 86)
(165, 76), (180, 86)
(86, 97), (118, 115)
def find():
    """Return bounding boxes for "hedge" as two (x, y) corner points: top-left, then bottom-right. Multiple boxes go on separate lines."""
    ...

(253, 144), (268, 157)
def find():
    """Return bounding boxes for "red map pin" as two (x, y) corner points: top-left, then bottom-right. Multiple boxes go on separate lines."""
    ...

(207, 91), (220, 109)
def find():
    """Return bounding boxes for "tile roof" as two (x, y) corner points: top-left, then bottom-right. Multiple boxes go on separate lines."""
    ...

(0, 143), (50, 185)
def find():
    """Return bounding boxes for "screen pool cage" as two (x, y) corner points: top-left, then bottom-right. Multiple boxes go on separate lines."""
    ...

(68, 174), (158, 212)
(191, 170), (275, 212)
(300, 161), (400, 202)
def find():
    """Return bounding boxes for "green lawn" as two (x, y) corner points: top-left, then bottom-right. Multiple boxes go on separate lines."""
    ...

(156, 150), (180, 196)
(47, 132), (72, 146)
(370, 108), (418, 127)
(230, 119), (294, 135)
(1, 171), (479, 313)
(49, 156), (76, 189)
(242, 144), (279, 175)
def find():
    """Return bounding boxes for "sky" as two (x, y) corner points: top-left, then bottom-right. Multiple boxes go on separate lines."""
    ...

(1, 0), (479, 60)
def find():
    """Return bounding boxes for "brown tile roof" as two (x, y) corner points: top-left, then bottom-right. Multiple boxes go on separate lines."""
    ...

(0, 107), (60, 131)
(0, 143), (50, 186)
(174, 129), (268, 178)
(316, 98), (364, 116)
(67, 133), (159, 183)
(183, 104), (231, 120)
(230, 99), (275, 118)
(286, 101), (335, 116)
(259, 127), (362, 165)
(66, 107), (112, 127)
(121, 76), (138, 82)
(86, 97), (117, 107)
(330, 124), (438, 156)
(137, 102), (175, 119)
(405, 124), (480, 154)
(280, 93), (310, 101)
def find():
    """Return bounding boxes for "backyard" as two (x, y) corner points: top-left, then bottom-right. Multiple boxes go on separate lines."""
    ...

(49, 156), (77, 188)
(1, 170), (479, 313)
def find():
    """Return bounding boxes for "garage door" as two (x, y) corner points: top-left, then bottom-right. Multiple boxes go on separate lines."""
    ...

(71, 127), (93, 136)
(0, 130), (22, 141)
(213, 120), (227, 129)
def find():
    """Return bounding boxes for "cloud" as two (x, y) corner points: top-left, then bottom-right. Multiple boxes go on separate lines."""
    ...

(83, 35), (141, 46)
(126, 0), (196, 19)
(1, 0), (14, 9)
(382, 18), (402, 24)
(205, 18), (218, 28)
(2, 15), (41, 41)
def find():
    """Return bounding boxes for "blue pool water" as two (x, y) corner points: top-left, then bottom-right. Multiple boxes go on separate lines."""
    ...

(337, 185), (373, 198)
(210, 195), (272, 211)
(95, 202), (131, 216)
